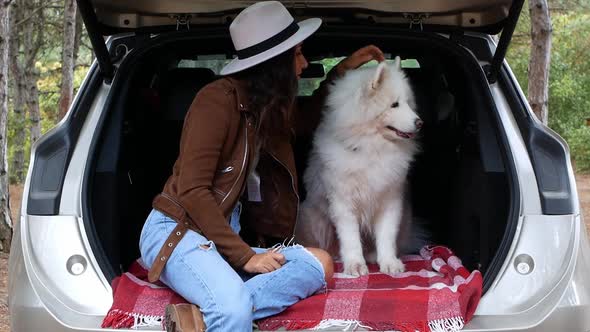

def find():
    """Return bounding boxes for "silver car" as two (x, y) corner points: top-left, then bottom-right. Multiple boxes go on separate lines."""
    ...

(9, 0), (590, 331)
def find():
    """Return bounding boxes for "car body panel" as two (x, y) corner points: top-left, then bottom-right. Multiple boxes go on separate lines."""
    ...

(486, 71), (542, 216)
(466, 216), (589, 331)
(23, 215), (111, 314)
(476, 214), (576, 314)
(60, 82), (112, 216)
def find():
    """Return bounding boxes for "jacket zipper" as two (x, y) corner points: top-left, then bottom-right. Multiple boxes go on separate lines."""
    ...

(220, 166), (234, 173)
(268, 152), (300, 236)
(211, 167), (234, 196)
(221, 121), (248, 205)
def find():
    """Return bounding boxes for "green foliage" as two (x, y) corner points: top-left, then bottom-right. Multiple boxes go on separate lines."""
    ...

(7, 27), (93, 183)
(506, 2), (590, 172)
(7, 108), (29, 184)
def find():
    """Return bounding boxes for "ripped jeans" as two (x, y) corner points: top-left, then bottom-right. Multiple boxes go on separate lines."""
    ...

(139, 205), (326, 332)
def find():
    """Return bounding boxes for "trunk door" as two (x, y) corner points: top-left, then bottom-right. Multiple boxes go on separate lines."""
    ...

(87, 0), (517, 34)
(76, 0), (524, 83)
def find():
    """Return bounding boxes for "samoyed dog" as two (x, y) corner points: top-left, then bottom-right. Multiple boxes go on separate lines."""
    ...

(296, 58), (422, 276)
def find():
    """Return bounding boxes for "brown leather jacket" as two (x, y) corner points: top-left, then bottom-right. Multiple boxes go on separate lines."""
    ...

(152, 73), (334, 271)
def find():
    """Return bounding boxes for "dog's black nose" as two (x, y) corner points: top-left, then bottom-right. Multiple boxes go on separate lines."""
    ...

(415, 119), (424, 130)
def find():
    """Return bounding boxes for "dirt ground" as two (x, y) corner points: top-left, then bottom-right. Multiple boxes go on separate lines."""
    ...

(578, 173), (590, 231)
(0, 176), (589, 331)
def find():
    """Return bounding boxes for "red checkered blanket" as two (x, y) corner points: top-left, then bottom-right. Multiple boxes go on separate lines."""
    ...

(100, 260), (186, 329)
(102, 245), (482, 331)
(258, 245), (482, 331)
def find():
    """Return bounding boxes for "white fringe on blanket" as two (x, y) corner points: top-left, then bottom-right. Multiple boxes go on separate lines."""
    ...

(428, 316), (465, 332)
(312, 319), (373, 331)
(132, 313), (163, 329)
(309, 316), (465, 332)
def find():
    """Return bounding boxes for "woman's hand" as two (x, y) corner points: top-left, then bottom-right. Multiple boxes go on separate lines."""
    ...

(335, 45), (386, 77)
(243, 251), (286, 274)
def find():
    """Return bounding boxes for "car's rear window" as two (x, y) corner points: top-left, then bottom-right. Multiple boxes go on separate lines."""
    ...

(177, 55), (420, 96)
(177, 55), (341, 96)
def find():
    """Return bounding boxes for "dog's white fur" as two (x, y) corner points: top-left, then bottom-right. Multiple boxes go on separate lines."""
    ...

(296, 58), (421, 276)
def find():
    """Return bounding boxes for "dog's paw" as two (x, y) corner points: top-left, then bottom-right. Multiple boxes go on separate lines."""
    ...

(379, 258), (405, 275)
(343, 259), (369, 277)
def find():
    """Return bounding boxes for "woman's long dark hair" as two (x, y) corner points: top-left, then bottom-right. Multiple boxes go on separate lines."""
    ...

(233, 48), (298, 148)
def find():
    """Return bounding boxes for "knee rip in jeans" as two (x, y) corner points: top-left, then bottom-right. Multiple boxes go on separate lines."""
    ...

(268, 236), (299, 253)
(198, 241), (215, 251)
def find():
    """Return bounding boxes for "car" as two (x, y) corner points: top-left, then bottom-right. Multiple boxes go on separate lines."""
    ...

(9, 0), (590, 331)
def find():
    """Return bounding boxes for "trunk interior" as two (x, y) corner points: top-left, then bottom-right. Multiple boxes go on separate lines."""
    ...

(85, 28), (516, 289)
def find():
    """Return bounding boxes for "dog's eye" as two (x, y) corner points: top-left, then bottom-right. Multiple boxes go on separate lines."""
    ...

(391, 101), (399, 108)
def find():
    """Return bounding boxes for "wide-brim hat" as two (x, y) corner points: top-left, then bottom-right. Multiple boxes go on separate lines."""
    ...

(220, 1), (322, 76)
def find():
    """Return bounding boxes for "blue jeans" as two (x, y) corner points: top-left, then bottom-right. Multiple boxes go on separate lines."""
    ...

(139, 206), (326, 331)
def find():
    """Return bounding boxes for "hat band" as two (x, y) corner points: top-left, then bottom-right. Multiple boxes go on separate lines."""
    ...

(236, 21), (299, 59)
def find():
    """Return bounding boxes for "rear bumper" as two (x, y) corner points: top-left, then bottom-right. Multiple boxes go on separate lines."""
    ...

(9, 214), (590, 332)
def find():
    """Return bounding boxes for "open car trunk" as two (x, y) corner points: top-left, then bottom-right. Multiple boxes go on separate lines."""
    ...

(84, 27), (517, 292)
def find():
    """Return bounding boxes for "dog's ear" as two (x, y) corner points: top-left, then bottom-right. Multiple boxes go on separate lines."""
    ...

(394, 56), (401, 69)
(370, 62), (390, 91)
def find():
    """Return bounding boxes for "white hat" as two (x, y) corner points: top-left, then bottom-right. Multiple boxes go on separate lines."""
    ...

(220, 1), (322, 75)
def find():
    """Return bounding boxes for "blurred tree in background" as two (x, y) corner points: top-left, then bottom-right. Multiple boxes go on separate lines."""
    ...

(6, 0), (91, 184)
(507, 0), (590, 171)
(0, 0), (13, 252)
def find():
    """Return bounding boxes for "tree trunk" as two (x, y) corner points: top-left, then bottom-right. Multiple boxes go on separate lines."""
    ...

(8, 0), (24, 184)
(528, 0), (552, 124)
(25, 0), (42, 144)
(73, 9), (82, 65)
(14, 0), (40, 176)
(58, 0), (76, 120)
(26, 67), (40, 144)
(0, 0), (14, 253)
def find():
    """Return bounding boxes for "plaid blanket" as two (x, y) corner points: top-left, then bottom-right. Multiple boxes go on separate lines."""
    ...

(101, 245), (482, 332)
(100, 260), (186, 329)
(258, 245), (482, 332)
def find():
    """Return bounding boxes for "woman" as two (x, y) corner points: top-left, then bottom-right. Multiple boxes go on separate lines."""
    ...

(139, 1), (384, 331)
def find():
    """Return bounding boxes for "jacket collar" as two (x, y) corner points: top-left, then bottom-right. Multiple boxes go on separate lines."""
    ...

(224, 77), (250, 113)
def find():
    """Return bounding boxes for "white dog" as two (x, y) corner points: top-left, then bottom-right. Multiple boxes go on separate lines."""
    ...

(296, 58), (422, 276)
